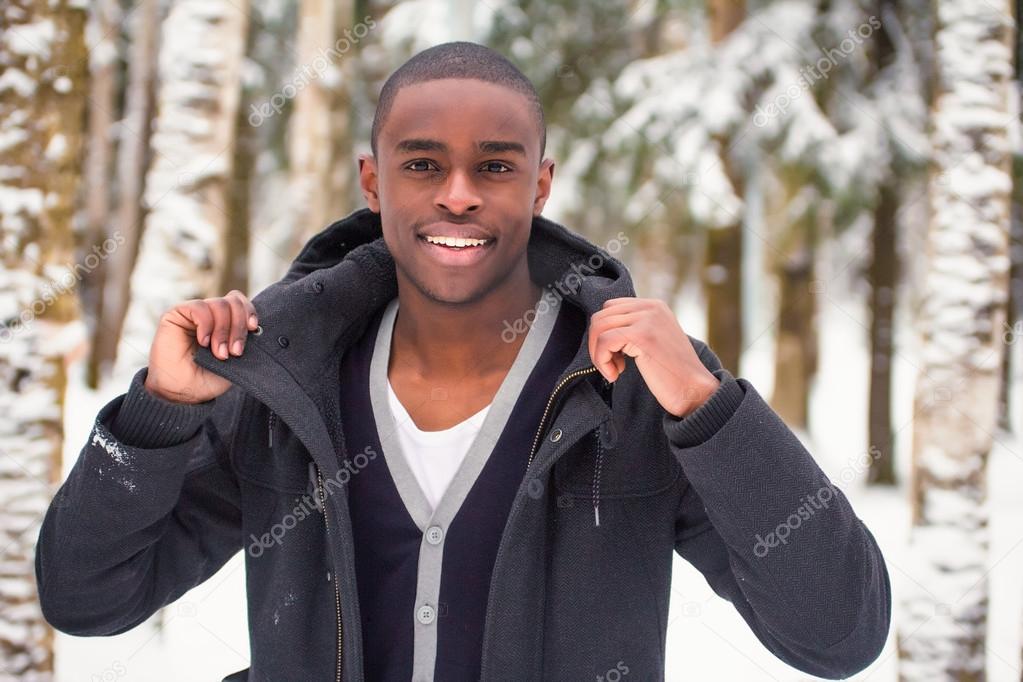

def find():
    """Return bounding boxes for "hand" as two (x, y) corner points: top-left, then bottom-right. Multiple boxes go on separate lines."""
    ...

(587, 297), (720, 418)
(143, 290), (259, 404)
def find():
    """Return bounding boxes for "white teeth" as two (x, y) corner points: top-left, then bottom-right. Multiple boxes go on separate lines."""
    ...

(423, 235), (489, 247)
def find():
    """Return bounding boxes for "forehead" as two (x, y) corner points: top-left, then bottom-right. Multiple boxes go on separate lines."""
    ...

(380, 78), (539, 155)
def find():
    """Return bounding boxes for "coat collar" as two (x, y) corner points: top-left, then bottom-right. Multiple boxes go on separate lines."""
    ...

(192, 207), (636, 459)
(219, 207), (637, 393)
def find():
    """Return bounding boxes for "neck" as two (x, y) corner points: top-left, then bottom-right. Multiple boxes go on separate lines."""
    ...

(390, 266), (544, 380)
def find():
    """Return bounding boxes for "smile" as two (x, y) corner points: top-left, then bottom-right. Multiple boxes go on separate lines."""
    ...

(417, 234), (495, 266)
(422, 235), (490, 248)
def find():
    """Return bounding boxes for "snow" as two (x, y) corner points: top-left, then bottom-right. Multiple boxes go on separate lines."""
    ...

(90, 425), (132, 466)
(52, 76), (71, 94)
(0, 186), (44, 224)
(0, 67), (37, 97)
(44, 133), (66, 161)
(2, 19), (56, 60)
(0, 127), (29, 154)
(380, 0), (447, 50)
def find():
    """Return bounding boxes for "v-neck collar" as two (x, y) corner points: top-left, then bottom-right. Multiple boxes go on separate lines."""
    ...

(368, 292), (562, 532)
(386, 377), (491, 436)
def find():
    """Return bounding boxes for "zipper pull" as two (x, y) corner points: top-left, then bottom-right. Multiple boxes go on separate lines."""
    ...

(268, 411), (276, 448)
(592, 429), (603, 528)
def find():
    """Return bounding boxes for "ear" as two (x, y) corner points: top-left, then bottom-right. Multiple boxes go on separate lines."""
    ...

(358, 153), (381, 212)
(532, 157), (555, 216)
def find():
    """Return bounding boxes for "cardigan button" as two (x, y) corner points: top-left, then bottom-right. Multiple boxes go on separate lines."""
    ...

(277, 335), (289, 348)
(416, 604), (436, 625)
(425, 526), (444, 545)
(313, 280), (324, 293)
(549, 428), (563, 443)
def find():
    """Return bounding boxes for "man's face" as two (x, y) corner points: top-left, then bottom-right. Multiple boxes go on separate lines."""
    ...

(359, 78), (554, 306)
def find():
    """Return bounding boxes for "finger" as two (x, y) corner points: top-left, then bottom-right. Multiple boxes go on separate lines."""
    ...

(207, 298), (233, 360)
(224, 292), (250, 356)
(238, 293), (258, 330)
(592, 328), (630, 382)
(589, 310), (641, 341)
(591, 299), (646, 325)
(587, 310), (640, 366)
(600, 297), (639, 309)
(178, 300), (214, 347)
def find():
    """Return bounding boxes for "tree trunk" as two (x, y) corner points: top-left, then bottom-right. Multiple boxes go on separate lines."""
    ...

(113, 0), (250, 379)
(220, 13), (260, 297)
(703, 0), (747, 375)
(1001, 152), (1022, 433)
(81, 0), (121, 389)
(767, 166), (819, 430)
(867, 0), (900, 485)
(707, 0), (745, 43)
(90, 0), (160, 385)
(287, 0), (356, 257)
(0, 0), (88, 677)
(867, 180), (899, 484)
(897, 2), (1014, 680)
(1000, 0), (1022, 434)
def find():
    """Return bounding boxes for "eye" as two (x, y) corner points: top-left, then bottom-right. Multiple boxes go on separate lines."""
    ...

(404, 160), (438, 172)
(481, 161), (513, 173)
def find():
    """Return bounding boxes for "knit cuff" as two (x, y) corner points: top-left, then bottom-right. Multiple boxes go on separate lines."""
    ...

(662, 367), (745, 448)
(107, 367), (215, 449)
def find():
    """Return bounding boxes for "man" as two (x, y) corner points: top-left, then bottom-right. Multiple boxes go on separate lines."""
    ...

(36, 41), (890, 681)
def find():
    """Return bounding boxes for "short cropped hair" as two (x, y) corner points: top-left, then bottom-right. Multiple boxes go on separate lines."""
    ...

(370, 41), (546, 159)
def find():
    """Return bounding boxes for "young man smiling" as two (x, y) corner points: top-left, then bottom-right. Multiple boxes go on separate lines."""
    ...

(36, 42), (891, 681)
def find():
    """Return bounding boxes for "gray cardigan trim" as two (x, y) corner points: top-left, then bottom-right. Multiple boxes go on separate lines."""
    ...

(368, 292), (562, 681)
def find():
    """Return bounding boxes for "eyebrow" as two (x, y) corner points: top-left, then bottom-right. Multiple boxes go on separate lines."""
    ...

(394, 138), (527, 156)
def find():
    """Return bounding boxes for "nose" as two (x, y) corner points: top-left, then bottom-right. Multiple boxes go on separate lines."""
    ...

(435, 168), (482, 214)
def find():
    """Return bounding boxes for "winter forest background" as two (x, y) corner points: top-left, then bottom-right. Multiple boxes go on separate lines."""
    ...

(1, 0), (1022, 680)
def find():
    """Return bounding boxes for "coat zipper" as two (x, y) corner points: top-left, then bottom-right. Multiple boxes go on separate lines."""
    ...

(525, 364), (614, 527)
(317, 466), (343, 682)
(482, 362), (602, 679)
(525, 364), (601, 472)
(190, 349), (344, 677)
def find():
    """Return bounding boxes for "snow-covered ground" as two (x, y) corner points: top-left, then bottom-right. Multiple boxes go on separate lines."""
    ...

(52, 258), (1023, 681)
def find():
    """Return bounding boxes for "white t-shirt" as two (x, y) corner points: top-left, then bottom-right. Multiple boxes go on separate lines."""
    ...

(386, 380), (491, 512)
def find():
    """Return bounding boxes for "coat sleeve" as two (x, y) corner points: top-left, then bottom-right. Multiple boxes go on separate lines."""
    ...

(35, 366), (245, 636)
(665, 337), (891, 680)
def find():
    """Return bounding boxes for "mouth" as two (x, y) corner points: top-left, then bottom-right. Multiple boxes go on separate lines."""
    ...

(416, 232), (496, 267)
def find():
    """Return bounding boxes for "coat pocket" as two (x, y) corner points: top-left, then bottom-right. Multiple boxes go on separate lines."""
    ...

(552, 416), (679, 499)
